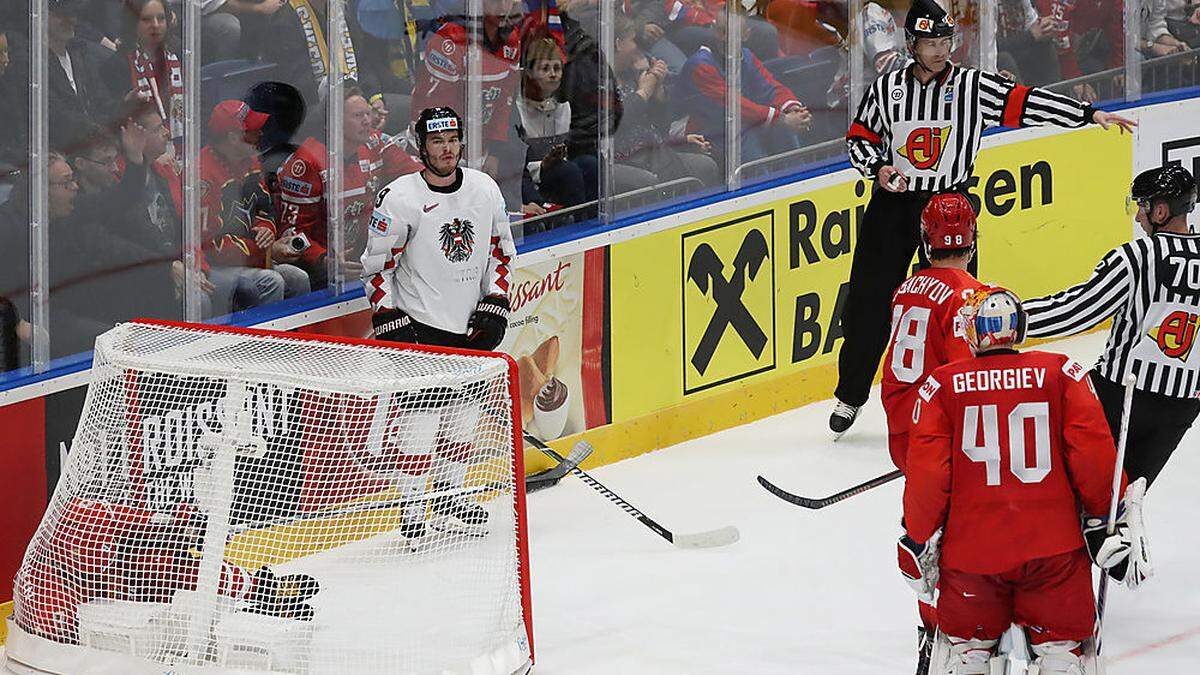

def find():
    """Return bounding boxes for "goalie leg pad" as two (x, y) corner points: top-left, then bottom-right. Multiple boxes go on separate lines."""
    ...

(1027, 640), (1085, 675)
(931, 634), (1003, 675)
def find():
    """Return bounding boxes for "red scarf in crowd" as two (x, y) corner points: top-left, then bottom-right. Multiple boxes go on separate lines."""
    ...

(128, 45), (185, 148)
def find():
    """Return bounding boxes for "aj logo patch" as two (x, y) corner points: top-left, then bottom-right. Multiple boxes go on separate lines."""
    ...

(1148, 310), (1200, 361)
(898, 126), (952, 171)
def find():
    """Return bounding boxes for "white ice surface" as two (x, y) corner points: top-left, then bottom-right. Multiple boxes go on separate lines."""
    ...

(527, 332), (1200, 674)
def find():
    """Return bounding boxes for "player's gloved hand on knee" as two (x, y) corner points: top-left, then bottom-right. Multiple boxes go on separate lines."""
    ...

(467, 295), (509, 351)
(898, 529), (941, 604)
(1083, 477), (1153, 589)
(372, 308), (418, 344)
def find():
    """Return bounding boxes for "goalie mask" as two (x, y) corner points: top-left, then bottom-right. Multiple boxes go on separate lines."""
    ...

(961, 287), (1027, 354)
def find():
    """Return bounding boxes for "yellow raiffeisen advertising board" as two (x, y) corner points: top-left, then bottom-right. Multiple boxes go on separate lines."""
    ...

(610, 127), (1132, 428)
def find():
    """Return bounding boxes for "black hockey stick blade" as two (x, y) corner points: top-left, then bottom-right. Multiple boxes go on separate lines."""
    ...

(525, 440), (594, 493)
(757, 470), (903, 510)
(524, 433), (740, 549)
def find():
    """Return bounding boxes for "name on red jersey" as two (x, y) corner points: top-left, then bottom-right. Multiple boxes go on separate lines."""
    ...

(894, 274), (955, 305)
(952, 367), (1046, 394)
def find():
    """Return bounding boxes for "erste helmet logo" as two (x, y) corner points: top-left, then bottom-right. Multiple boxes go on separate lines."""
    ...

(914, 17), (933, 32)
(426, 117), (460, 133)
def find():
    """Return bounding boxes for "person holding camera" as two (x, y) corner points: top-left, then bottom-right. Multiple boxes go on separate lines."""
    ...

(277, 83), (421, 289)
(199, 100), (309, 316)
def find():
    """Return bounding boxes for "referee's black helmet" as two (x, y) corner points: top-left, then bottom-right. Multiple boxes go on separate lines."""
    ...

(905, 0), (956, 42)
(1131, 164), (1198, 220)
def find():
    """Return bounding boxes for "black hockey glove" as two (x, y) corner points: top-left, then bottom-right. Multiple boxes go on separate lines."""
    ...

(467, 295), (509, 351)
(372, 308), (418, 344)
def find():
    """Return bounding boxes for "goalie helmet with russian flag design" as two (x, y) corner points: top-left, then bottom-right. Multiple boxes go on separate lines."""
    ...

(961, 287), (1027, 354)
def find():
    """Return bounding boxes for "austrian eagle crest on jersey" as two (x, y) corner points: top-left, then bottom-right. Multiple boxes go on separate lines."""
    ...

(440, 219), (475, 262)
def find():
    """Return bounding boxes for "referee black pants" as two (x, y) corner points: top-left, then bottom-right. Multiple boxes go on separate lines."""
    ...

(1090, 371), (1200, 489)
(834, 188), (978, 407)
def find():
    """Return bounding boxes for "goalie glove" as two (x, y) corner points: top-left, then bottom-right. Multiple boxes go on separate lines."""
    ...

(372, 307), (417, 344)
(467, 295), (509, 351)
(1083, 477), (1153, 589)
(898, 529), (941, 605)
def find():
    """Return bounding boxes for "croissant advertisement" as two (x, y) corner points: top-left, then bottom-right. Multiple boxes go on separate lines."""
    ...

(498, 252), (590, 442)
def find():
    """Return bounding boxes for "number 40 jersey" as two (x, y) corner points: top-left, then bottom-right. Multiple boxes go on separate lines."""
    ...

(903, 350), (1124, 575)
(881, 267), (984, 471)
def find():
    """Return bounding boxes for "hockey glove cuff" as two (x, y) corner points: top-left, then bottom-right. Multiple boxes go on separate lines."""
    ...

(898, 529), (941, 605)
(467, 295), (509, 351)
(372, 308), (417, 344)
(1083, 477), (1153, 589)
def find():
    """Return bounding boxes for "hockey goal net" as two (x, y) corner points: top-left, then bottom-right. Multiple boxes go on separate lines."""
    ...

(5, 320), (533, 675)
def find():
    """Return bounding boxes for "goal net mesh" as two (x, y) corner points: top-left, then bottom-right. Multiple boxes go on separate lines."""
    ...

(7, 320), (531, 675)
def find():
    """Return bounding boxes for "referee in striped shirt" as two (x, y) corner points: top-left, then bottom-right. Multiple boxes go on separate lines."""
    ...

(830, 0), (1135, 436)
(1024, 164), (1200, 488)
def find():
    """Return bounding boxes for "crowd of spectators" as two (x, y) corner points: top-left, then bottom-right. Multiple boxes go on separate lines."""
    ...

(2, 0), (1200, 373)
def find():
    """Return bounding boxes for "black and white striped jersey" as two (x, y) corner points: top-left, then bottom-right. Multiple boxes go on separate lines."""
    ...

(1025, 233), (1200, 399)
(846, 63), (1094, 192)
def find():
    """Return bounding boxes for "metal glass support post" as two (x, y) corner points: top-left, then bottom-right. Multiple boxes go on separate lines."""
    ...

(598, 0), (616, 222)
(979, 0), (997, 72)
(466, 0), (485, 169)
(724, 7), (743, 191)
(1125, 0), (1143, 101)
(29, 0), (49, 369)
(327, 0), (347, 291)
(182, 0), (203, 322)
(848, 0), (865, 133)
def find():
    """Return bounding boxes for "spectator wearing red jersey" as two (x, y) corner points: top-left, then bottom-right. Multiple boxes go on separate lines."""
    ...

(199, 100), (310, 316)
(1034, 0), (1125, 101)
(278, 84), (423, 289)
(411, 0), (525, 187)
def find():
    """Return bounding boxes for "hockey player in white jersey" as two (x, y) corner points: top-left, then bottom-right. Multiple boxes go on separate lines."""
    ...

(361, 106), (517, 538)
(362, 106), (516, 351)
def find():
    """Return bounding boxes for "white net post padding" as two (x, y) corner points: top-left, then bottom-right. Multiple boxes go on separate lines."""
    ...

(5, 320), (533, 675)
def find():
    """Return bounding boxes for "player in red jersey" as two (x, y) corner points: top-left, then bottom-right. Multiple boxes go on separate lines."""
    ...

(277, 84), (423, 288)
(901, 288), (1153, 674)
(881, 193), (984, 670)
(17, 497), (319, 643)
(880, 193), (985, 466)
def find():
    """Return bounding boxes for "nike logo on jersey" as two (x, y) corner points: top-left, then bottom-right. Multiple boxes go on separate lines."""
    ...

(423, 203), (439, 213)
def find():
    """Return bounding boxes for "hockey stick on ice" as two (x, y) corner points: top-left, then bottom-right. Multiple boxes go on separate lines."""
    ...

(757, 469), (903, 510)
(523, 434), (740, 549)
(1094, 373), (1137, 658)
(525, 439), (594, 493)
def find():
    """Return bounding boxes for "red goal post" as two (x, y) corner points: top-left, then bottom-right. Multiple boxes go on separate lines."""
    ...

(5, 319), (533, 675)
